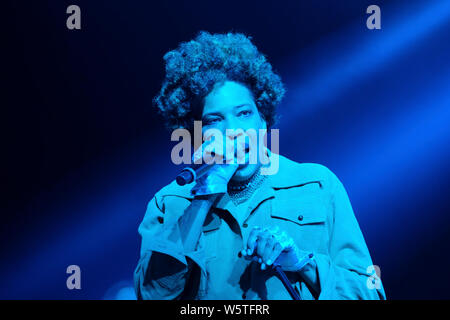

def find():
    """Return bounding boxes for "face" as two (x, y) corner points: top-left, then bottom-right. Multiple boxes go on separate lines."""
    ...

(201, 80), (267, 182)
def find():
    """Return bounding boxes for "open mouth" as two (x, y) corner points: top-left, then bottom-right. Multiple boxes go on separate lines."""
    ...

(241, 143), (250, 157)
(232, 142), (250, 155)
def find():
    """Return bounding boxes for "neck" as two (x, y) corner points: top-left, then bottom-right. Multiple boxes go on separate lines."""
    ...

(228, 166), (261, 192)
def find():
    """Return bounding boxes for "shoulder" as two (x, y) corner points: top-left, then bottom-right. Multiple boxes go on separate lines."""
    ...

(270, 154), (339, 190)
(150, 177), (194, 213)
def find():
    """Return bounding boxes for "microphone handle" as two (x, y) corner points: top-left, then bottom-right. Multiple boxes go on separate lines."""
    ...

(176, 163), (211, 186)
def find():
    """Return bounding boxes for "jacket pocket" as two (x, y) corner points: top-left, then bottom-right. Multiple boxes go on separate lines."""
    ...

(270, 196), (329, 251)
(271, 198), (327, 226)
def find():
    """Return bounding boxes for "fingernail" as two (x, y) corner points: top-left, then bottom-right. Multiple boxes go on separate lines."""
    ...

(267, 259), (272, 265)
(258, 258), (262, 263)
(247, 249), (252, 255)
(241, 249), (247, 256)
(261, 263), (266, 270)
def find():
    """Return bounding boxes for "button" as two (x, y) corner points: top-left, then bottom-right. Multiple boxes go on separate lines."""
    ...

(157, 216), (164, 224)
(243, 223), (248, 228)
(242, 292), (247, 299)
(297, 215), (303, 221)
(237, 251), (242, 258)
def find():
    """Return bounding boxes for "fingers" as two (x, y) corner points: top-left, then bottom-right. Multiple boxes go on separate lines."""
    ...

(203, 139), (225, 164)
(278, 231), (294, 251)
(243, 226), (288, 270)
(255, 229), (271, 259)
(266, 242), (283, 267)
(260, 235), (277, 270)
(262, 235), (276, 263)
(246, 226), (261, 256)
(256, 230), (272, 270)
(194, 132), (249, 165)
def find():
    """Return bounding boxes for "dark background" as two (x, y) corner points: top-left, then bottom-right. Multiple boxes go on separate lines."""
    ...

(2, 0), (450, 299)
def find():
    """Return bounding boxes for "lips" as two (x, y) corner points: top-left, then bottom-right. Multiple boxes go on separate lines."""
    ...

(236, 142), (249, 155)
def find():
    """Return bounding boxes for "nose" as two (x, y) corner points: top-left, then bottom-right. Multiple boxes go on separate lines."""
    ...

(223, 116), (246, 137)
(226, 128), (244, 140)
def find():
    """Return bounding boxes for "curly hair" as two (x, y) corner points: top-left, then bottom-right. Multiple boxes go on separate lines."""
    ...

(153, 31), (286, 131)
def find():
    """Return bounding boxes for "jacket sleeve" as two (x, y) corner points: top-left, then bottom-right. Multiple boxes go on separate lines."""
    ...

(302, 169), (386, 300)
(133, 193), (207, 300)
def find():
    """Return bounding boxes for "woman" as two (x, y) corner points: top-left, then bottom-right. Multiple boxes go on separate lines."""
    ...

(134, 31), (386, 300)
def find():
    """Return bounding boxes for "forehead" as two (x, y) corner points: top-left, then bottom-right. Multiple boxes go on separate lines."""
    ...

(203, 81), (254, 114)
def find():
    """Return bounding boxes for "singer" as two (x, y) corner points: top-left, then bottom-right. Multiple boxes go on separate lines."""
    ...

(134, 31), (386, 300)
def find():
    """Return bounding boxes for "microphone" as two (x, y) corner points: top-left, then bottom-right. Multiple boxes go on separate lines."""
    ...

(176, 140), (249, 186)
(176, 163), (211, 186)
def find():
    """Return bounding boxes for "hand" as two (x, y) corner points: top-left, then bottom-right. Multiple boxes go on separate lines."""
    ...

(191, 135), (244, 196)
(241, 226), (305, 271)
(191, 164), (238, 196)
(198, 132), (248, 165)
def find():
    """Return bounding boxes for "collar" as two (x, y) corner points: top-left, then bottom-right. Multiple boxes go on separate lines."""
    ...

(162, 153), (327, 231)
(162, 153), (325, 200)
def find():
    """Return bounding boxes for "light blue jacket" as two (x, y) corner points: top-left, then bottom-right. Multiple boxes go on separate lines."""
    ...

(134, 155), (386, 300)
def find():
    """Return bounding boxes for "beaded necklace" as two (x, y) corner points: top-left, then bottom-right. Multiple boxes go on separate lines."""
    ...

(227, 168), (266, 206)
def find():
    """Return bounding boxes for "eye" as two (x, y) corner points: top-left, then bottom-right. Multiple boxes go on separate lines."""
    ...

(238, 110), (253, 117)
(203, 117), (221, 125)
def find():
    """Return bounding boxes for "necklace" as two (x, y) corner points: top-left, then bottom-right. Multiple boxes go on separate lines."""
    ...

(228, 168), (266, 205)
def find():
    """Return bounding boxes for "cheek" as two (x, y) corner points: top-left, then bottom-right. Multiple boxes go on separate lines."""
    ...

(247, 133), (258, 150)
(247, 117), (266, 138)
(202, 125), (226, 139)
(253, 113), (267, 130)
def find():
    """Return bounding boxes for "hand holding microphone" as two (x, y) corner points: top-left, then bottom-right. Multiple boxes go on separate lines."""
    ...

(176, 135), (248, 197)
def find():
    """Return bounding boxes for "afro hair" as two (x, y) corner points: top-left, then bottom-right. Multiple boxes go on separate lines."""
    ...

(153, 31), (286, 131)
